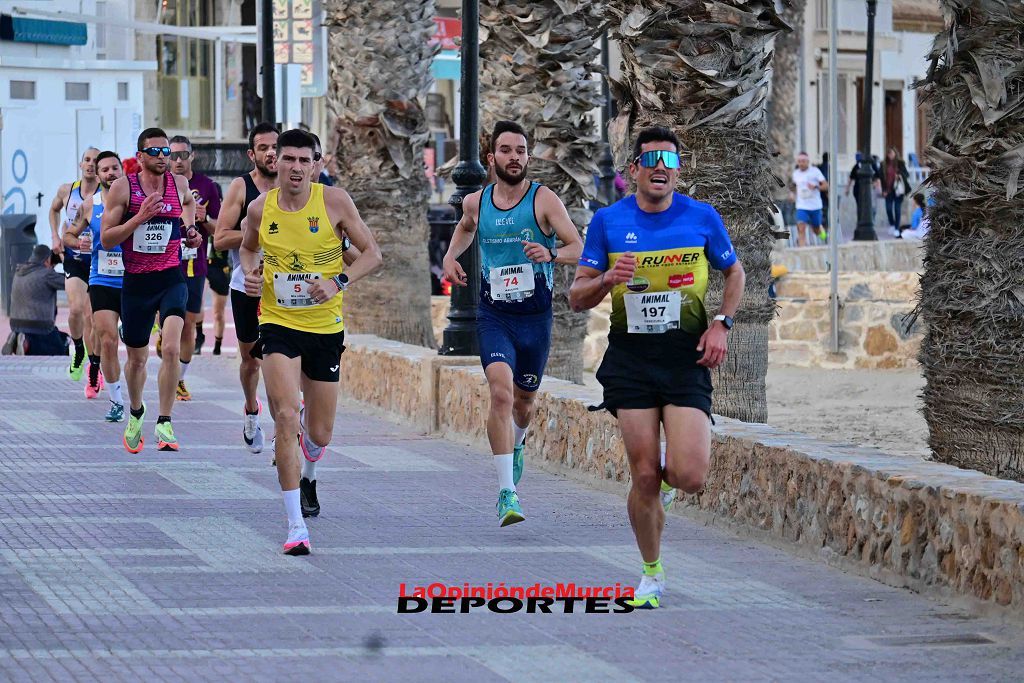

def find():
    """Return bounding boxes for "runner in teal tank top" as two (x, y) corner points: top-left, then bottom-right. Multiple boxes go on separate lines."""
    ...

(442, 120), (584, 527)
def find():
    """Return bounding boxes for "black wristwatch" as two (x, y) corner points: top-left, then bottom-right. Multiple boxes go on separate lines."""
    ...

(341, 235), (351, 252)
(548, 245), (558, 261)
(331, 273), (350, 292)
(713, 314), (734, 330)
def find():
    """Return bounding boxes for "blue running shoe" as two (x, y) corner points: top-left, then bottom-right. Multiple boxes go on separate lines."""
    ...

(513, 443), (525, 486)
(105, 401), (125, 423)
(496, 488), (525, 527)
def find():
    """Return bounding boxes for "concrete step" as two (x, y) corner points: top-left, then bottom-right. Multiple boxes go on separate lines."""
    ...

(774, 239), (923, 273)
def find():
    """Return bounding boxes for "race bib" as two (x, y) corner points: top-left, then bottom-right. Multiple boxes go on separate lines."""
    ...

(97, 250), (124, 277)
(273, 271), (322, 308)
(624, 291), (681, 334)
(488, 264), (535, 302)
(132, 220), (172, 253)
(181, 243), (199, 261)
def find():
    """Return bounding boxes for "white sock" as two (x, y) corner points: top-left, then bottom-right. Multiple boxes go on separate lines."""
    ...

(107, 380), (124, 405)
(179, 360), (190, 379)
(660, 443), (666, 470)
(495, 454), (515, 492)
(301, 457), (317, 481)
(512, 419), (528, 447)
(282, 488), (304, 527)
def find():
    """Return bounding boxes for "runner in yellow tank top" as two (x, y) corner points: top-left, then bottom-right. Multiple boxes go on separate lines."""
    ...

(258, 182), (345, 333)
(240, 128), (382, 556)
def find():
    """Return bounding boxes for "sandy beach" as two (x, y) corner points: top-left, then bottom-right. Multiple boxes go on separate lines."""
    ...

(767, 365), (929, 458)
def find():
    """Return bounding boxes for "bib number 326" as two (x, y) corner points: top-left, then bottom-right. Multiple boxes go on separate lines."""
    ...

(625, 291), (681, 334)
(489, 264), (535, 302)
(132, 220), (172, 253)
(273, 272), (323, 307)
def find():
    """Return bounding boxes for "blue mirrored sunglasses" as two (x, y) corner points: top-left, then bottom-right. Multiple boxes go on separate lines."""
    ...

(140, 146), (171, 157)
(634, 150), (681, 169)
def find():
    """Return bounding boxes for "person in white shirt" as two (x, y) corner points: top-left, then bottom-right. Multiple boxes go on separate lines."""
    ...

(790, 152), (829, 247)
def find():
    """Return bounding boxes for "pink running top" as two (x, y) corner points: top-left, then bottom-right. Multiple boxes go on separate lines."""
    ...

(121, 172), (184, 274)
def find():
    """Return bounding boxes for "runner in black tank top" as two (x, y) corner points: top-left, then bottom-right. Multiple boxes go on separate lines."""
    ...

(212, 122), (279, 456)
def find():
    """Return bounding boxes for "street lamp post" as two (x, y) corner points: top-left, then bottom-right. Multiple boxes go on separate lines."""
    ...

(440, 0), (487, 356)
(854, 0), (878, 241)
(596, 32), (617, 207)
(260, 0), (275, 123)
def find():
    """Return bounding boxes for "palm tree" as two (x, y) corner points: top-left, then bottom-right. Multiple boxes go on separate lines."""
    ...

(323, 1), (438, 347)
(915, 0), (1024, 479)
(767, 0), (805, 200)
(606, 0), (787, 423)
(478, 0), (607, 383)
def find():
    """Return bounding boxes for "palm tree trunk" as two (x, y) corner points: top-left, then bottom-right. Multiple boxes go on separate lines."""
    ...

(478, 0), (607, 384)
(607, 0), (788, 423)
(324, 1), (438, 347)
(767, 0), (806, 199)
(916, 0), (1024, 478)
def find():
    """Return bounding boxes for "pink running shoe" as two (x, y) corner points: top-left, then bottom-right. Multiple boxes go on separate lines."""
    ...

(283, 523), (311, 556)
(84, 367), (104, 399)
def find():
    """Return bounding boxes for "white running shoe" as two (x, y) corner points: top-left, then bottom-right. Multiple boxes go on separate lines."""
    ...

(283, 523), (310, 556)
(243, 402), (265, 454)
(628, 573), (665, 609)
(660, 480), (677, 511)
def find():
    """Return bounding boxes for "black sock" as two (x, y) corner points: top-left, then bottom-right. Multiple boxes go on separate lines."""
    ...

(88, 354), (100, 367)
(72, 337), (85, 364)
(245, 407), (259, 416)
(130, 405), (145, 419)
(157, 415), (171, 424)
(196, 323), (203, 334)
(88, 357), (101, 384)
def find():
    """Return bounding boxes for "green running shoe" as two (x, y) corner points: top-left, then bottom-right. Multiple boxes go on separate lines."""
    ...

(123, 404), (145, 454)
(660, 479), (676, 511)
(496, 488), (525, 527)
(513, 443), (525, 486)
(105, 401), (125, 423)
(68, 343), (86, 381)
(154, 420), (179, 452)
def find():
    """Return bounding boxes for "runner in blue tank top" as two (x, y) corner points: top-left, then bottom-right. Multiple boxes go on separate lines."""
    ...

(442, 120), (583, 527)
(63, 151), (127, 423)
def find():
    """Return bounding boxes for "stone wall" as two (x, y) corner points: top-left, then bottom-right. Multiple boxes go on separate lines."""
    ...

(770, 272), (923, 369)
(774, 239), (924, 273)
(340, 334), (1024, 612)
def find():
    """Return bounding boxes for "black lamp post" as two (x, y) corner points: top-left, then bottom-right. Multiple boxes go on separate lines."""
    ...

(854, 0), (878, 241)
(596, 32), (617, 207)
(439, 0), (487, 356)
(260, 0), (275, 123)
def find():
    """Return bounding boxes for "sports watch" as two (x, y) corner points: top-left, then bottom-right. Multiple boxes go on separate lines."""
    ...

(548, 245), (558, 261)
(332, 273), (350, 292)
(713, 314), (734, 330)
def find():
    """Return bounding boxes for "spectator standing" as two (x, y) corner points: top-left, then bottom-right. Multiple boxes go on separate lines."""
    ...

(879, 147), (911, 238)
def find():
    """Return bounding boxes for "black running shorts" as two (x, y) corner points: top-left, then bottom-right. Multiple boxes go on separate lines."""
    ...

(595, 330), (713, 420)
(120, 269), (187, 349)
(185, 275), (205, 315)
(253, 323), (346, 383)
(63, 256), (91, 283)
(88, 284), (121, 315)
(206, 259), (230, 296)
(230, 288), (260, 344)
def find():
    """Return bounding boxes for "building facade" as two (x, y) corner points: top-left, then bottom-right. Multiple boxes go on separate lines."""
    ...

(0, 0), (151, 230)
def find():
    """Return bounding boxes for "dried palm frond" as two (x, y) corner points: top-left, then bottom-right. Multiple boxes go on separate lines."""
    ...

(325, 0), (439, 347)
(478, 0), (609, 383)
(915, 0), (1024, 478)
(608, 0), (789, 422)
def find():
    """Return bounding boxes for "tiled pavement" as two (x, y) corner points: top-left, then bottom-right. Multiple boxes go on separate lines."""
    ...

(0, 354), (1022, 682)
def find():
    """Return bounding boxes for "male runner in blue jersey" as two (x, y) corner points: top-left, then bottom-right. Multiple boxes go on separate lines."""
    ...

(443, 120), (583, 527)
(570, 126), (746, 608)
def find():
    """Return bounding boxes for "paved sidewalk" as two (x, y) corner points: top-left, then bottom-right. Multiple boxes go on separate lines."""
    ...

(0, 354), (1021, 681)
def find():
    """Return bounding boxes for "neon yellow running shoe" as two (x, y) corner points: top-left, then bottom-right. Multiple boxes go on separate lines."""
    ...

(660, 480), (676, 511)
(155, 420), (179, 452)
(68, 343), (86, 381)
(627, 573), (665, 609)
(497, 488), (525, 527)
(123, 404), (145, 454)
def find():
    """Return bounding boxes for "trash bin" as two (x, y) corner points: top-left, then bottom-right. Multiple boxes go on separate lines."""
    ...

(1, 213), (38, 316)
